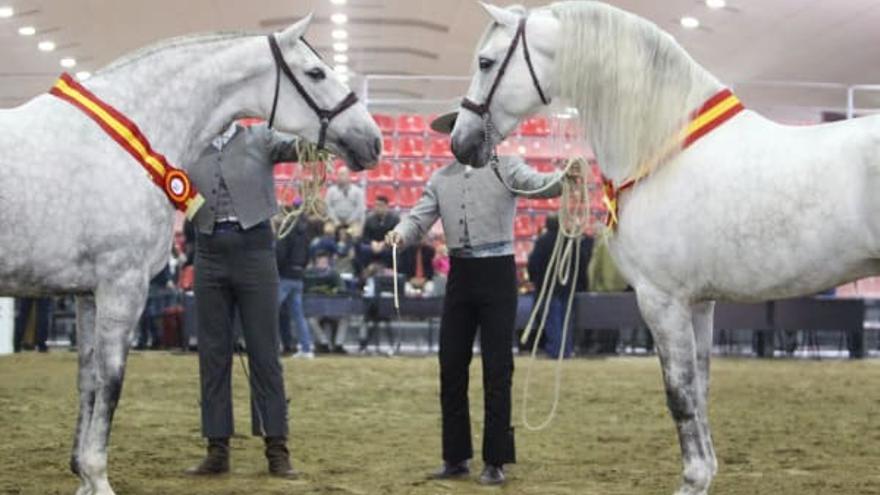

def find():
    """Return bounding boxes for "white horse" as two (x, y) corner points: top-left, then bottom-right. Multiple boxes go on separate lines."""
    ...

(0, 15), (381, 495)
(452, 2), (880, 494)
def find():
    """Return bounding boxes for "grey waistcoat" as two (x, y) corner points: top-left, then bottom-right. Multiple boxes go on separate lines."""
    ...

(393, 157), (562, 250)
(188, 123), (298, 234)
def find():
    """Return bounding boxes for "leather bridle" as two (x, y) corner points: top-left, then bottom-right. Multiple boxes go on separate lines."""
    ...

(267, 34), (359, 150)
(461, 17), (551, 121)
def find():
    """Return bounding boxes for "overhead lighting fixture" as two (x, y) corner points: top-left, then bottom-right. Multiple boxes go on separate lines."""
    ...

(330, 0), (347, 5)
(334, 64), (349, 74)
(333, 53), (349, 64)
(38, 41), (56, 52)
(60, 57), (77, 68)
(331, 29), (348, 40)
(333, 42), (348, 52)
(18, 26), (36, 36)
(75, 71), (91, 81)
(0, 6), (14, 18)
(331, 13), (348, 25)
(706, 0), (726, 9)
(680, 16), (700, 29)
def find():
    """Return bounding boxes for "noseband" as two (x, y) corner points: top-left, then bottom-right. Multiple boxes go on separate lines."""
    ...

(267, 34), (359, 150)
(461, 17), (551, 121)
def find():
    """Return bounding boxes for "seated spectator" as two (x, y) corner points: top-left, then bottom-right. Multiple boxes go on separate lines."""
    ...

(399, 240), (435, 297)
(527, 214), (592, 358)
(14, 297), (51, 353)
(358, 262), (402, 355)
(325, 168), (365, 230)
(304, 248), (348, 354)
(357, 195), (399, 270)
(310, 221), (338, 260)
(276, 215), (314, 359)
(136, 264), (176, 350)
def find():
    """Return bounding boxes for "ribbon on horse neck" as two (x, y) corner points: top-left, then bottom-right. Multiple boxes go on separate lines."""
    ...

(267, 34), (359, 150)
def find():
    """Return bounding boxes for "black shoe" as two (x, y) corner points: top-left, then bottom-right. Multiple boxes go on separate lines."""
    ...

(479, 465), (505, 485)
(429, 460), (470, 480)
(315, 343), (331, 354)
(265, 436), (299, 479)
(332, 345), (348, 355)
(185, 438), (230, 476)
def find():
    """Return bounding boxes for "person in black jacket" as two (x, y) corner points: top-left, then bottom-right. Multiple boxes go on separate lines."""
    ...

(527, 214), (592, 358)
(276, 215), (313, 359)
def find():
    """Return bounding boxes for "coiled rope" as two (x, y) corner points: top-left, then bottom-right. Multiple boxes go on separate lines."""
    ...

(275, 140), (332, 239)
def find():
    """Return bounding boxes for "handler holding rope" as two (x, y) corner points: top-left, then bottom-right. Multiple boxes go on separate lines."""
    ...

(386, 111), (566, 486)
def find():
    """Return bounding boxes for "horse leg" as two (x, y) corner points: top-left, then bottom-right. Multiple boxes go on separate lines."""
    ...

(691, 301), (717, 477)
(77, 273), (147, 495)
(637, 287), (714, 495)
(72, 296), (98, 495)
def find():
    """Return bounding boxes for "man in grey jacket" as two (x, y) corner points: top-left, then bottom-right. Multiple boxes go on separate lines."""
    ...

(186, 121), (298, 478)
(386, 112), (565, 486)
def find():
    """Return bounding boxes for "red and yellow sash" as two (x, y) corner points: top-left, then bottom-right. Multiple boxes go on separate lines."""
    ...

(50, 73), (204, 219)
(603, 88), (743, 229)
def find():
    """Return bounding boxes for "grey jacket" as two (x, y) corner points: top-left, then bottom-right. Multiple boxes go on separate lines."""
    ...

(189, 123), (298, 234)
(393, 157), (562, 249)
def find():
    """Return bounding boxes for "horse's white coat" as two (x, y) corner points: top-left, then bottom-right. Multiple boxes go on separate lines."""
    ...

(0, 16), (380, 495)
(453, 2), (880, 494)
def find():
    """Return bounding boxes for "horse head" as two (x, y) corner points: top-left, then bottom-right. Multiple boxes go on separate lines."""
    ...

(451, 3), (559, 167)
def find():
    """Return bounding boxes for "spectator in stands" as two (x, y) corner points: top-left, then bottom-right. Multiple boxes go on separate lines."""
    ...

(310, 221), (338, 260)
(386, 111), (567, 486)
(304, 248), (347, 353)
(527, 214), (592, 358)
(358, 195), (399, 269)
(276, 215), (314, 359)
(325, 168), (365, 229)
(185, 120), (298, 478)
(586, 230), (633, 354)
(400, 240), (436, 296)
(14, 297), (51, 353)
(135, 263), (175, 350)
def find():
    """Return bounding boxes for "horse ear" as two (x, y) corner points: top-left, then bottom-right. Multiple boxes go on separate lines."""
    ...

(277, 13), (314, 46)
(478, 2), (519, 27)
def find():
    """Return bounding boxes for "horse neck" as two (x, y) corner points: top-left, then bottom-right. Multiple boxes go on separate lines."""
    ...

(83, 35), (270, 169)
(552, 2), (723, 183)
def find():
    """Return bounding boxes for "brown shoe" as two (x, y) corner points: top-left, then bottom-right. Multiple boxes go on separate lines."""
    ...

(185, 438), (230, 476)
(265, 436), (298, 479)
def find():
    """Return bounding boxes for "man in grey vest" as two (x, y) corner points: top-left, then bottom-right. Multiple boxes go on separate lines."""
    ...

(185, 120), (298, 478)
(387, 112), (566, 486)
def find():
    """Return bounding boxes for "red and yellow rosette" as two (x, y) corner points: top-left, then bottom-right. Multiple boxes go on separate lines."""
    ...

(50, 73), (204, 219)
(602, 88), (744, 230)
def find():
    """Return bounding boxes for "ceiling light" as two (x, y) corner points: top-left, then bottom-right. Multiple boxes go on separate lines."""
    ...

(76, 71), (91, 81)
(680, 16), (700, 29)
(331, 29), (348, 40)
(60, 57), (77, 68)
(334, 64), (349, 74)
(331, 13), (348, 25)
(0, 6), (14, 18)
(706, 0), (726, 8)
(333, 53), (349, 64)
(330, 0), (347, 5)
(38, 41), (56, 52)
(333, 42), (348, 52)
(18, 26), (36, 36)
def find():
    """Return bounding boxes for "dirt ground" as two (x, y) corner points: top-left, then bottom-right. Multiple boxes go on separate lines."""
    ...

(2, 352), (880, 495)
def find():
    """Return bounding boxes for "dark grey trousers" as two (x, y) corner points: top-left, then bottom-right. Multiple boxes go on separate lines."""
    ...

(194, 223), (288, 439)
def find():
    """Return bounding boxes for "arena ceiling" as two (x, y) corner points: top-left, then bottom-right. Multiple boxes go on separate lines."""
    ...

(1, 0), (880, 119)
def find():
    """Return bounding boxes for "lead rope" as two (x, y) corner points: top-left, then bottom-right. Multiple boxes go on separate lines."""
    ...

(276, 140), (332, 239)
(392, 244), (401, 318)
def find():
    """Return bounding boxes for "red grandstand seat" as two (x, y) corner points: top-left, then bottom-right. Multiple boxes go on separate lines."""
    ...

(514, 240), (533, 264)
(496, 138), (517, 157)
(523, 138), (555, 160)
(533, 214), (547, 232)
(397, 136), (426, 158)
(381, 136), (397, 159)
(514, 215), (535, 238)
(519, 116), (550, 136)
(428, 136), (454, 158)
(373, 114), (395, 134)
(367, 160), (396, 181)
(398, 186), (424, 208)
(396, 114), (427, 134)
(397, 161), (430, 182)
(366, 184), (398, 207)
(532, 160), (555, 174)
(530, 197), (560, 210)
(274, 162), (296, 181)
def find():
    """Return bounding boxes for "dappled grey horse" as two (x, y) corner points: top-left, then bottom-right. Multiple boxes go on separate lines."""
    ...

(0, 14), (381, 495)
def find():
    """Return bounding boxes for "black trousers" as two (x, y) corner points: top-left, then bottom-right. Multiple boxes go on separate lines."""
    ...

(440, 255), (517, 466)
(194, 223), (288, 439)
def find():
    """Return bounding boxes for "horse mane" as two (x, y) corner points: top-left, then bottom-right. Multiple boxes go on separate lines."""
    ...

(98, 31), (260, 75)
(549, 1), (723, 182)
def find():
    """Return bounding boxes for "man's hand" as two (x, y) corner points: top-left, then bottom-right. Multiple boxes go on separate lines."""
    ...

(385, 230), (403, 247)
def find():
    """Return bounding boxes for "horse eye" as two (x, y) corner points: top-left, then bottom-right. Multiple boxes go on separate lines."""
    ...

(479, 57), (495, 71)
(306, 68), (326, 81)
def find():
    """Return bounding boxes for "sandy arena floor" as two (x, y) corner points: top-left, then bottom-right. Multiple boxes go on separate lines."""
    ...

(2, 351), (880, 494)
